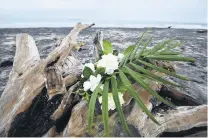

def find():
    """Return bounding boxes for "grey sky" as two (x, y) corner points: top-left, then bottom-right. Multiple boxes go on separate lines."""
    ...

(0, 0), (207, 27)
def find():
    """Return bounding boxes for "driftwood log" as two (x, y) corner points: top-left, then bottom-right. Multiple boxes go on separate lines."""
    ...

(0, 23), (207, 137)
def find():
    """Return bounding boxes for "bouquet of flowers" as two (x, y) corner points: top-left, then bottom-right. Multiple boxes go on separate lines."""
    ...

(78, 31), (195, 136)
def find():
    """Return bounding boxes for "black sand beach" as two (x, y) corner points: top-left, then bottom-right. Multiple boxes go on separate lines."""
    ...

(0, 27), (207, 104)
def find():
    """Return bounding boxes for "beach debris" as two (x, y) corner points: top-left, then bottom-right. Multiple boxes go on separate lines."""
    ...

(0, 23), (206, 137)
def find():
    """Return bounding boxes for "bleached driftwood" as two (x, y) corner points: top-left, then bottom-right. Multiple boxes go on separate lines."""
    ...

(62, 81), (207, 137)
(0, 23), (94, 136)
(140, 105), (207, 137)
(62, 102), (207, 137)
(0, 23), (206, 137)
(0, 33), (43, 135)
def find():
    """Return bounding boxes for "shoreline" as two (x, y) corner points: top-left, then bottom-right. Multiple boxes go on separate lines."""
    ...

(0, 27), (207, 31)
(0, 23), (207, 30)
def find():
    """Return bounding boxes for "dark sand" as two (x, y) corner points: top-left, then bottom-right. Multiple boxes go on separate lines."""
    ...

(0, 27), (207, 104)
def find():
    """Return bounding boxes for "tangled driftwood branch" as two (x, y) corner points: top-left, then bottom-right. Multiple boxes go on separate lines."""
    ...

(0, 23), (207, 137)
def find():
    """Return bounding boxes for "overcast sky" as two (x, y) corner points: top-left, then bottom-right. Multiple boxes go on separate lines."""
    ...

(0, 0), (207, 27)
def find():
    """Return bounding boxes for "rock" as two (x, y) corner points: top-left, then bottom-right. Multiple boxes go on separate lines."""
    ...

(0, 23), (207, 137)
(197, 30), (207, 33)
(0, 60), (13, 67)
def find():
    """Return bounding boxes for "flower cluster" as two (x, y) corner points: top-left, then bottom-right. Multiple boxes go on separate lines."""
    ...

(98, 92), (124, 111)
(82, 51), (124, 110)
(82, 53), (124, 92)
(83, 74), (101, 92)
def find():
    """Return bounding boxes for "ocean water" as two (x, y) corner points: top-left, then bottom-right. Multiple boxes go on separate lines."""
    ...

(0, 27), (207, 104)
(0, 20), (207, 29)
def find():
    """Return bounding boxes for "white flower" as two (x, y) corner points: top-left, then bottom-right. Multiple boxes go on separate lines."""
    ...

(83, 81), (91, 91)
(100, 84), (104, 90)
(97, 53), (119, 75)
(106, 68), (114, 75)
(81, 63), (95, 78)
(99, 93), (124, 111)
(84, 63), (95, 72)
(83, 74), (102, 92)
(118, 53), (124, 62)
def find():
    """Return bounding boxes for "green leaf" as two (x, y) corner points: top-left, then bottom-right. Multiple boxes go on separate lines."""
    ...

(88, 84), (101, 133)
(78, 89), (86, 96)
(124, 66), (174, 107)
(117, 79), (128, 93)
(160, 42), (183, 52)
(111, 76), (131, 136)
(145, 55), (195, 62)
(118, 70), (159, 124)
(130, 30), (148, 61)
(158, 51), (180, 55)
(95, 67), (105, 75)
(137, 37), (152, 58)
(144, 39), (173, 56)
(102, 80), (110, 136)
(118, 85), (128, 93)
(129, 63), (181, 87)
(103, 40), (113, 54)
(119, 53), (131, 67)
(84, 92), (90, 102)
(136, 59), (188, 80)
(83, 66), (94, 79)
(123, 45), (135, 56)
(123, 53), (131, 66)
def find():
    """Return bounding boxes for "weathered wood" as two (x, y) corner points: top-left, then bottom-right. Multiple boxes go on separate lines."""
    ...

(44, 23), (95, 67)
(0, 34), (42, 135)
(51, 82), (80, 121)
(12, 34), (40, 76)
(61, 56), (83, 78)
(45, 66), (66, 100)
(141, 105), (207, 137)
(42, 126), (57, 137)
(61, 79), (207, 137)
(0, 23), (206, 137)
(0, 23), (94, 136)
(62, 92), (207, 137)
(63, 100), (88, 137)
(159, 85), (202, 105)
(3, 33), (40, 97)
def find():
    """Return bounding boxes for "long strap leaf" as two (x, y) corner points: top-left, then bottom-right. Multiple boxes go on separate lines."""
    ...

(118, 70), (159, 124)
(158, 51), (180, 55)
(160, 42), (183, 53)
(123, 66), (174, 107)
(145, 55), (195, 62)
(88, 84), (101, 133)
(144, 39), (173, 56)
(129, 63), (181, 87)
(137, 37), (152, 59)
(136, 59), (188, 80)
(130, 30), (148, 61)
(102, 80), (110, 136)
(111, 76), (131, 136)
(119, 53), (131, 67)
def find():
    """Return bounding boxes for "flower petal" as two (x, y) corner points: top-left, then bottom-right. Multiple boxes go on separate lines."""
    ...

(98, 96), (102, 104)
(118, 53), (124, 62)
(106, 68), (114, 75)
(84, 63), (95, 72)
(97, 53), (119, 75)
(83, 81), (91, 91)
(89, 74), (102, 92)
